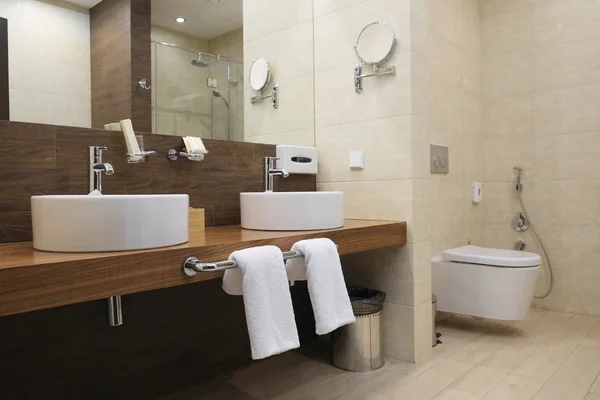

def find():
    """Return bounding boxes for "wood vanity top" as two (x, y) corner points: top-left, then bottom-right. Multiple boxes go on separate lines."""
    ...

(0, 219), (406, 317)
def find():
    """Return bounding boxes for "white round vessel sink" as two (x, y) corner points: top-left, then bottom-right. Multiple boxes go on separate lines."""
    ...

(240, 191), (344, 231)
(31, 194), (189, 252)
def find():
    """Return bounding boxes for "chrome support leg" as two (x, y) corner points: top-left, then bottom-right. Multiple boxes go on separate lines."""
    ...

(108, 296), (123, 327)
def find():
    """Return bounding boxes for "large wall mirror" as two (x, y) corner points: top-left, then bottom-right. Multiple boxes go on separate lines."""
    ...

(0, 0), (244, 142)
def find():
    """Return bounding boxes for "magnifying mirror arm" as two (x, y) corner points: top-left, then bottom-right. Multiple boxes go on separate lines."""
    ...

(354, 63), (396, 94)
(250, 84), (279, 109)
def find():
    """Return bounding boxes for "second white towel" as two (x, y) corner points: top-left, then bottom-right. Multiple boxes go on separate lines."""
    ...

(223, 245), (300, 360)
(286, 238), (356, 335)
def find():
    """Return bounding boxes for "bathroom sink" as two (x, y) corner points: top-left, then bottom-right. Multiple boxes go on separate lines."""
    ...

(240, 191), (344, 231)
(31, 194), (189, 252)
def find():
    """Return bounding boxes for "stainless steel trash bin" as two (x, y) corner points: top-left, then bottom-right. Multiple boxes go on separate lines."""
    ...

(332, 287), (385, 372)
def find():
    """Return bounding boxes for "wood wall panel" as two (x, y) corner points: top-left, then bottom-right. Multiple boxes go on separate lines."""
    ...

(0, 121), (315, 243)
(90, 0), (152, 132)
(0, 17), (8, 121)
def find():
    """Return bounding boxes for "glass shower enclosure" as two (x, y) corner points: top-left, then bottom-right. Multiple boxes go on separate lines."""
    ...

(151, 41), (243, 141)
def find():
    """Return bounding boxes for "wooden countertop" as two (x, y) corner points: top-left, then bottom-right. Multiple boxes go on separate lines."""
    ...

(0, 219), (406, 317)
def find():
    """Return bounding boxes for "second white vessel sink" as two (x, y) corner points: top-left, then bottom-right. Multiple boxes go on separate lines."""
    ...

(31, 194), (189, 252)
(240, 191), (344, 231)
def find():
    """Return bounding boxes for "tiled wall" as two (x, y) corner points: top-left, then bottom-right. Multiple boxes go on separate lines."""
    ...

(480, 0), (600, 316)
(0, 0), (91, 127)
(242, 0), (316, 147)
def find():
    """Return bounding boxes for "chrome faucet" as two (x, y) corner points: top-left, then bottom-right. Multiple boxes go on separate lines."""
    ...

(89, 146), (114, 193)
(264, 156), (289, 192)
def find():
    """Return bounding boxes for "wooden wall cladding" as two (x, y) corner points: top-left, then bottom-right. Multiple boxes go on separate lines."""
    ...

(90, 0), (152, 132)
(0, 121), (316, 243)
(0, 17), (8, 121)
(0, 280), (315, 399)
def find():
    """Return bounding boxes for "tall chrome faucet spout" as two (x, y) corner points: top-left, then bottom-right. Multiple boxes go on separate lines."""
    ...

(89, 146), (114, 193)
(264, 156), (289, 192)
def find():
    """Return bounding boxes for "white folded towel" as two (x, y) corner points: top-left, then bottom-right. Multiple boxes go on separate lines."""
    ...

(286, 238), (356, 335)
(222, 246), (300, 360)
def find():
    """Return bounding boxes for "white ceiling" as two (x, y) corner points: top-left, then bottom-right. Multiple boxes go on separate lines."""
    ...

(64, 0), (243, 40)
(151, 0), (243, 40)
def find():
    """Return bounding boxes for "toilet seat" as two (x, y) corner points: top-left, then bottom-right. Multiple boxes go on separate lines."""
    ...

(441, 245), (541, 268)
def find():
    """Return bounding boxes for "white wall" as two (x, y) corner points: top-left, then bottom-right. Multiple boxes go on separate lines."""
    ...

(0, 0), (91, 127)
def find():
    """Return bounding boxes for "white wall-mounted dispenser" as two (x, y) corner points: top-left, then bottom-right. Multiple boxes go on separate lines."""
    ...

(472, 182), (483, 203)
(276, 145), (318, 174)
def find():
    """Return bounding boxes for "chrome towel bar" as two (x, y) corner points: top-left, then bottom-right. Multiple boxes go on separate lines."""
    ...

(183, 250), (305, 277)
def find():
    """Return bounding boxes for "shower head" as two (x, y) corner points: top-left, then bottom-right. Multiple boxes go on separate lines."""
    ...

(191, 53), (209, 67)
(513, 166), (523, 192)
(212, 89), (230, 108)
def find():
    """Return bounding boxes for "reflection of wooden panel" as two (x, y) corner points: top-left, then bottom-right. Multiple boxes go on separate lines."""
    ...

(0, 17), (8, 120)
(0, 220), (407, 317)
(0, 121), (315, 243)
(90, 0), (152, 132)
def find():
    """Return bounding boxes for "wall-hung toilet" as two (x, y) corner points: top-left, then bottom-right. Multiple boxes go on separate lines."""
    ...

(432, 245), (541, 320)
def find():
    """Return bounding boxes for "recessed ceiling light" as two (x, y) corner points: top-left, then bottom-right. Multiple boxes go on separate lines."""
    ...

(175, 17), (186, 23)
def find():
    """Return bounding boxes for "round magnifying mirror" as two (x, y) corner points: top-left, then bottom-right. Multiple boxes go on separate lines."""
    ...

(354, 22), (396, 65)
(249, 58), (271, 91)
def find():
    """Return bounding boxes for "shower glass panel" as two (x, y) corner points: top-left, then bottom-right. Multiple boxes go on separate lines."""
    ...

(152, 41), (242, 141)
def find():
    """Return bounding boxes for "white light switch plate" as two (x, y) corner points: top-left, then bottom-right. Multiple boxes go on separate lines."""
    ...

(349, 151), (364, 169)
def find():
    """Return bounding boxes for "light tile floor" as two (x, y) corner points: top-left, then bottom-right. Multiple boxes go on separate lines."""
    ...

(163, 309), (600, 400)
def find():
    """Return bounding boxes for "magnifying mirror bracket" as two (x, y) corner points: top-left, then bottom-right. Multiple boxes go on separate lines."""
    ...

(250, 84), (279, 109)
(354, 63), (396, 94)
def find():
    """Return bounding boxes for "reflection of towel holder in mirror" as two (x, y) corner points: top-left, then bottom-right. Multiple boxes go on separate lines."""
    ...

(353, 21), (397, 94)
(248, 57), (279, 108)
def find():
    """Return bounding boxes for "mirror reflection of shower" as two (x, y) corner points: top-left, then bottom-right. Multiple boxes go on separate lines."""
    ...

(151, 40), (243, 142)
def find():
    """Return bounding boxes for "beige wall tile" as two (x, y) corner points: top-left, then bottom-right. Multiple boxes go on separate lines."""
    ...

(314, 52), (411, 128)
(430, 226), (472, 256)
(482, 51), (532, 98)
(209, 28), (243, 62)
(315, 116), (412, 183)
(534, 85), (600, 136)
(411, 0), (429, 56)
(430, 182), (465, 232)
(534, 132), (600, 181)
(462, 0), (482, 53)
(534, 36), (600, 92)
(317, 179), (413, 221)
(10, 88), (91, 127)
(313, 0), (368, 18)
(430, 82), (464, 134)
(463, 49), (482, 96)
(532, 346), (600, 400)
(430, 0), (464, 47)
(532, 0), (600, 47)
(243, 0), (312, 42)
(482, 95), (533, 140)
(243, 21), (314, 82)
(244, 75), (315, 136)
(382, 302), (416, 361)
(483, 181), (534, 225)
(535, 226), (600, 275)
(483, 224), (542, 256)
(535, 180), (600, 226)
(586, 394), (600, 400)
(593, 374), (600, 394)
(582, 322), (600, 349)
(313, 0), (410, 72)
(412, 52), (431, 118)
(481, 0), (529, 17)
(534, 272), (600, 316)
(246, 130), (315, 147)
(430, 33), (463, 90)
(413, 179), (432, 241)
(414, 299), (434, 363)
(483, 137), (534, 182)
(482, 7), (531, 58)
(412, 117), (431, 180)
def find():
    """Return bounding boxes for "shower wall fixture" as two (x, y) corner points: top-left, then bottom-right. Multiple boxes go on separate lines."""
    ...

(248, 57), (279, 109)
(353, 21), (397, 94)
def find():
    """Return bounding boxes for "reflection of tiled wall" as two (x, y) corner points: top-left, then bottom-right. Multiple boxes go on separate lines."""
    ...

(0, 0), (91, 127)
(481, 0), (600, 316)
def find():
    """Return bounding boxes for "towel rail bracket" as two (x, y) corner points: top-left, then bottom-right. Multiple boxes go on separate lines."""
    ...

(183, 250), (305, 277)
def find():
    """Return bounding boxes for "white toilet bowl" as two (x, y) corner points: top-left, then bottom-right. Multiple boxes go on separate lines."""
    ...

(432, 245), (541, 320)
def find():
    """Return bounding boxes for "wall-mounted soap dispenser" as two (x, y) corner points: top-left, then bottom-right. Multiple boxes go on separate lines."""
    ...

(276, 145), (318, 174)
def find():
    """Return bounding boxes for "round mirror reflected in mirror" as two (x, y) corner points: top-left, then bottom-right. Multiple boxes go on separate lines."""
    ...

(354, 22), (396, 65)
(249, 58), (271, 91)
